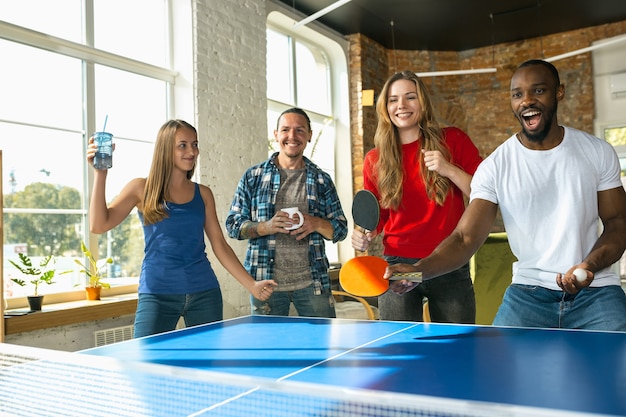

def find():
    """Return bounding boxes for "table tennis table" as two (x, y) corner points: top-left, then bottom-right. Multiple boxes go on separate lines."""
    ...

(1, 315), (625, 416)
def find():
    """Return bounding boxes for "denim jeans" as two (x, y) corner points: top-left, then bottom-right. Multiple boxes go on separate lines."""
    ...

(380, 256), (476, 323)
(251, 283), (336, 318)
(493, 284), (626, 331)
(134, 288), (223, 338)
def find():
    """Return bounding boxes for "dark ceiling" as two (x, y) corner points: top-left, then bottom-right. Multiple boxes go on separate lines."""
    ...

(277, 0), (626, 51)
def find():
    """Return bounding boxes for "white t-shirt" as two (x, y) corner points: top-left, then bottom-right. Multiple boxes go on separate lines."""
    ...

(470, 126), (623, 290)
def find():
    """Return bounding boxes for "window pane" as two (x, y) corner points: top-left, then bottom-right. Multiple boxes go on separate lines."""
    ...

(0, 40), (83, 129)
(5, 249), (84, 298)
(266, 29), (293, 104)
(295, 41), (331, 114)
(4, 211), (82, 256)
(0, 123), (84, 200)
(308, 116), (336, 175)
(94, 0), (168, 66)
(604, 127), (626, 176)
(0, 0), (82, 42)
(94, 65), (168, 140)
(604, 126), (626, 147)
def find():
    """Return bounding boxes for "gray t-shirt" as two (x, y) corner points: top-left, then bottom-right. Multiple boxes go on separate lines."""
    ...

(274, 168), (311, 291)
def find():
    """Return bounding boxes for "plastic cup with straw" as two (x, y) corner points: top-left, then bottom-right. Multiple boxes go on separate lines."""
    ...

(93, 115), (113, 170)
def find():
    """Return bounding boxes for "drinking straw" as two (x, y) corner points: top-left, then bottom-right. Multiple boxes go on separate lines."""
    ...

(102, 115), (108, 132)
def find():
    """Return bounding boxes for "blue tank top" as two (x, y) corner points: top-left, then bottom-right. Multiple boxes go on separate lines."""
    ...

(138, 183), (219, 294)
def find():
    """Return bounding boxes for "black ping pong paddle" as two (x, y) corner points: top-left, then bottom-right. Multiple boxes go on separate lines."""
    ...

(352, 189), (379, 233)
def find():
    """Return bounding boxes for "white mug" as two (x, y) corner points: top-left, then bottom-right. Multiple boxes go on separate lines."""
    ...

(281, 207), (304, 230)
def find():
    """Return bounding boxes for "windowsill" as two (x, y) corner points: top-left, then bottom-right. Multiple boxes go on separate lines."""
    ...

(4, 286), (138, 335)
(3, 271), (343, 336)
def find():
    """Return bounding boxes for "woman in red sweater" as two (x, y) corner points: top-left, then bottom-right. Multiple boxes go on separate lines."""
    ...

(352, 70), (483, 323)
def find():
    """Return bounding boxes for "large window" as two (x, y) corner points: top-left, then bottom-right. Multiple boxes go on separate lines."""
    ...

(1, 1), (174, 301)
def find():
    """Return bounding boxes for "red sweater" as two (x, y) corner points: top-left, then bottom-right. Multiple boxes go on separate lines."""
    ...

(363, 127), (482, 258)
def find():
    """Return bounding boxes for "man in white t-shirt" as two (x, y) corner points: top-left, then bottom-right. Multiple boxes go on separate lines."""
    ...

(385, 59), (626, 331)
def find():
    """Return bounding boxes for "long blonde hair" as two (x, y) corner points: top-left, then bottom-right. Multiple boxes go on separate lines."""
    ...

(374, 70), (451, 209)
(142, 119), (197, 225)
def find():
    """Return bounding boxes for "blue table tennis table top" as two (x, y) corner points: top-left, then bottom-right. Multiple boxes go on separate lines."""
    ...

(84, 315), (626, 416)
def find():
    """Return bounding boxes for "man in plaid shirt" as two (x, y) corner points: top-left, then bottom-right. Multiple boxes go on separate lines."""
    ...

(226, 108), (347, 317)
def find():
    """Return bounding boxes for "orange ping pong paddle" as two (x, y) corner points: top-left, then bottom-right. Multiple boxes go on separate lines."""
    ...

(347, 190), (421, 296)
(339, 256), (422, 297)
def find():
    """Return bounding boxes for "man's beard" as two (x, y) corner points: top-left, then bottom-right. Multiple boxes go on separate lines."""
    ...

(520, 104), (557, 143)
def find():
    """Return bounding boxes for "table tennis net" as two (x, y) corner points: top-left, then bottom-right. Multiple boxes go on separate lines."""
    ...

(0, 343), (560, 417)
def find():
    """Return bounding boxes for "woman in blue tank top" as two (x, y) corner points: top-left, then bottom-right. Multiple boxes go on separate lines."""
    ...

(87, 120), (276, 337)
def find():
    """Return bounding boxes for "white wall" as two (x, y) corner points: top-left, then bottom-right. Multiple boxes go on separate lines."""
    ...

(4, 316), (134, 351)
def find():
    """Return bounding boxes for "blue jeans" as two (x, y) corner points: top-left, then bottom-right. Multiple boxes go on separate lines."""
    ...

(493, 284), (626, 331)
(380, 256), (476, 323)
(134, 288), (223, 338)
(251, 283), (336, 318)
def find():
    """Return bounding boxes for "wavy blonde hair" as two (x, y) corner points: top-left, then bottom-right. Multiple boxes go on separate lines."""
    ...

(142, 119), (197, 225)
(374, 70), (451, 209)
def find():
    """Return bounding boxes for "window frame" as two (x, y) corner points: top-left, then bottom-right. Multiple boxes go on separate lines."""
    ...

(0, 3), (176, 309)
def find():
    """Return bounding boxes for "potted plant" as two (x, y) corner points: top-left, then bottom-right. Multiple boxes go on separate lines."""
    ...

(74, 240), (112, 300)
(9, 253), (57, 311)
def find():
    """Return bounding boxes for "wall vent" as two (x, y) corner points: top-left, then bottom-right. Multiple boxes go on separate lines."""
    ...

(94, 325), (133, 347)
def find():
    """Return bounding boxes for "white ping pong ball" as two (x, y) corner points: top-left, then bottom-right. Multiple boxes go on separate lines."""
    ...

(573, 268), (586, 282)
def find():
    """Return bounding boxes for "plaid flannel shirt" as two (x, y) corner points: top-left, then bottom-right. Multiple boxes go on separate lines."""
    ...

(226, 153), (347, 291)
